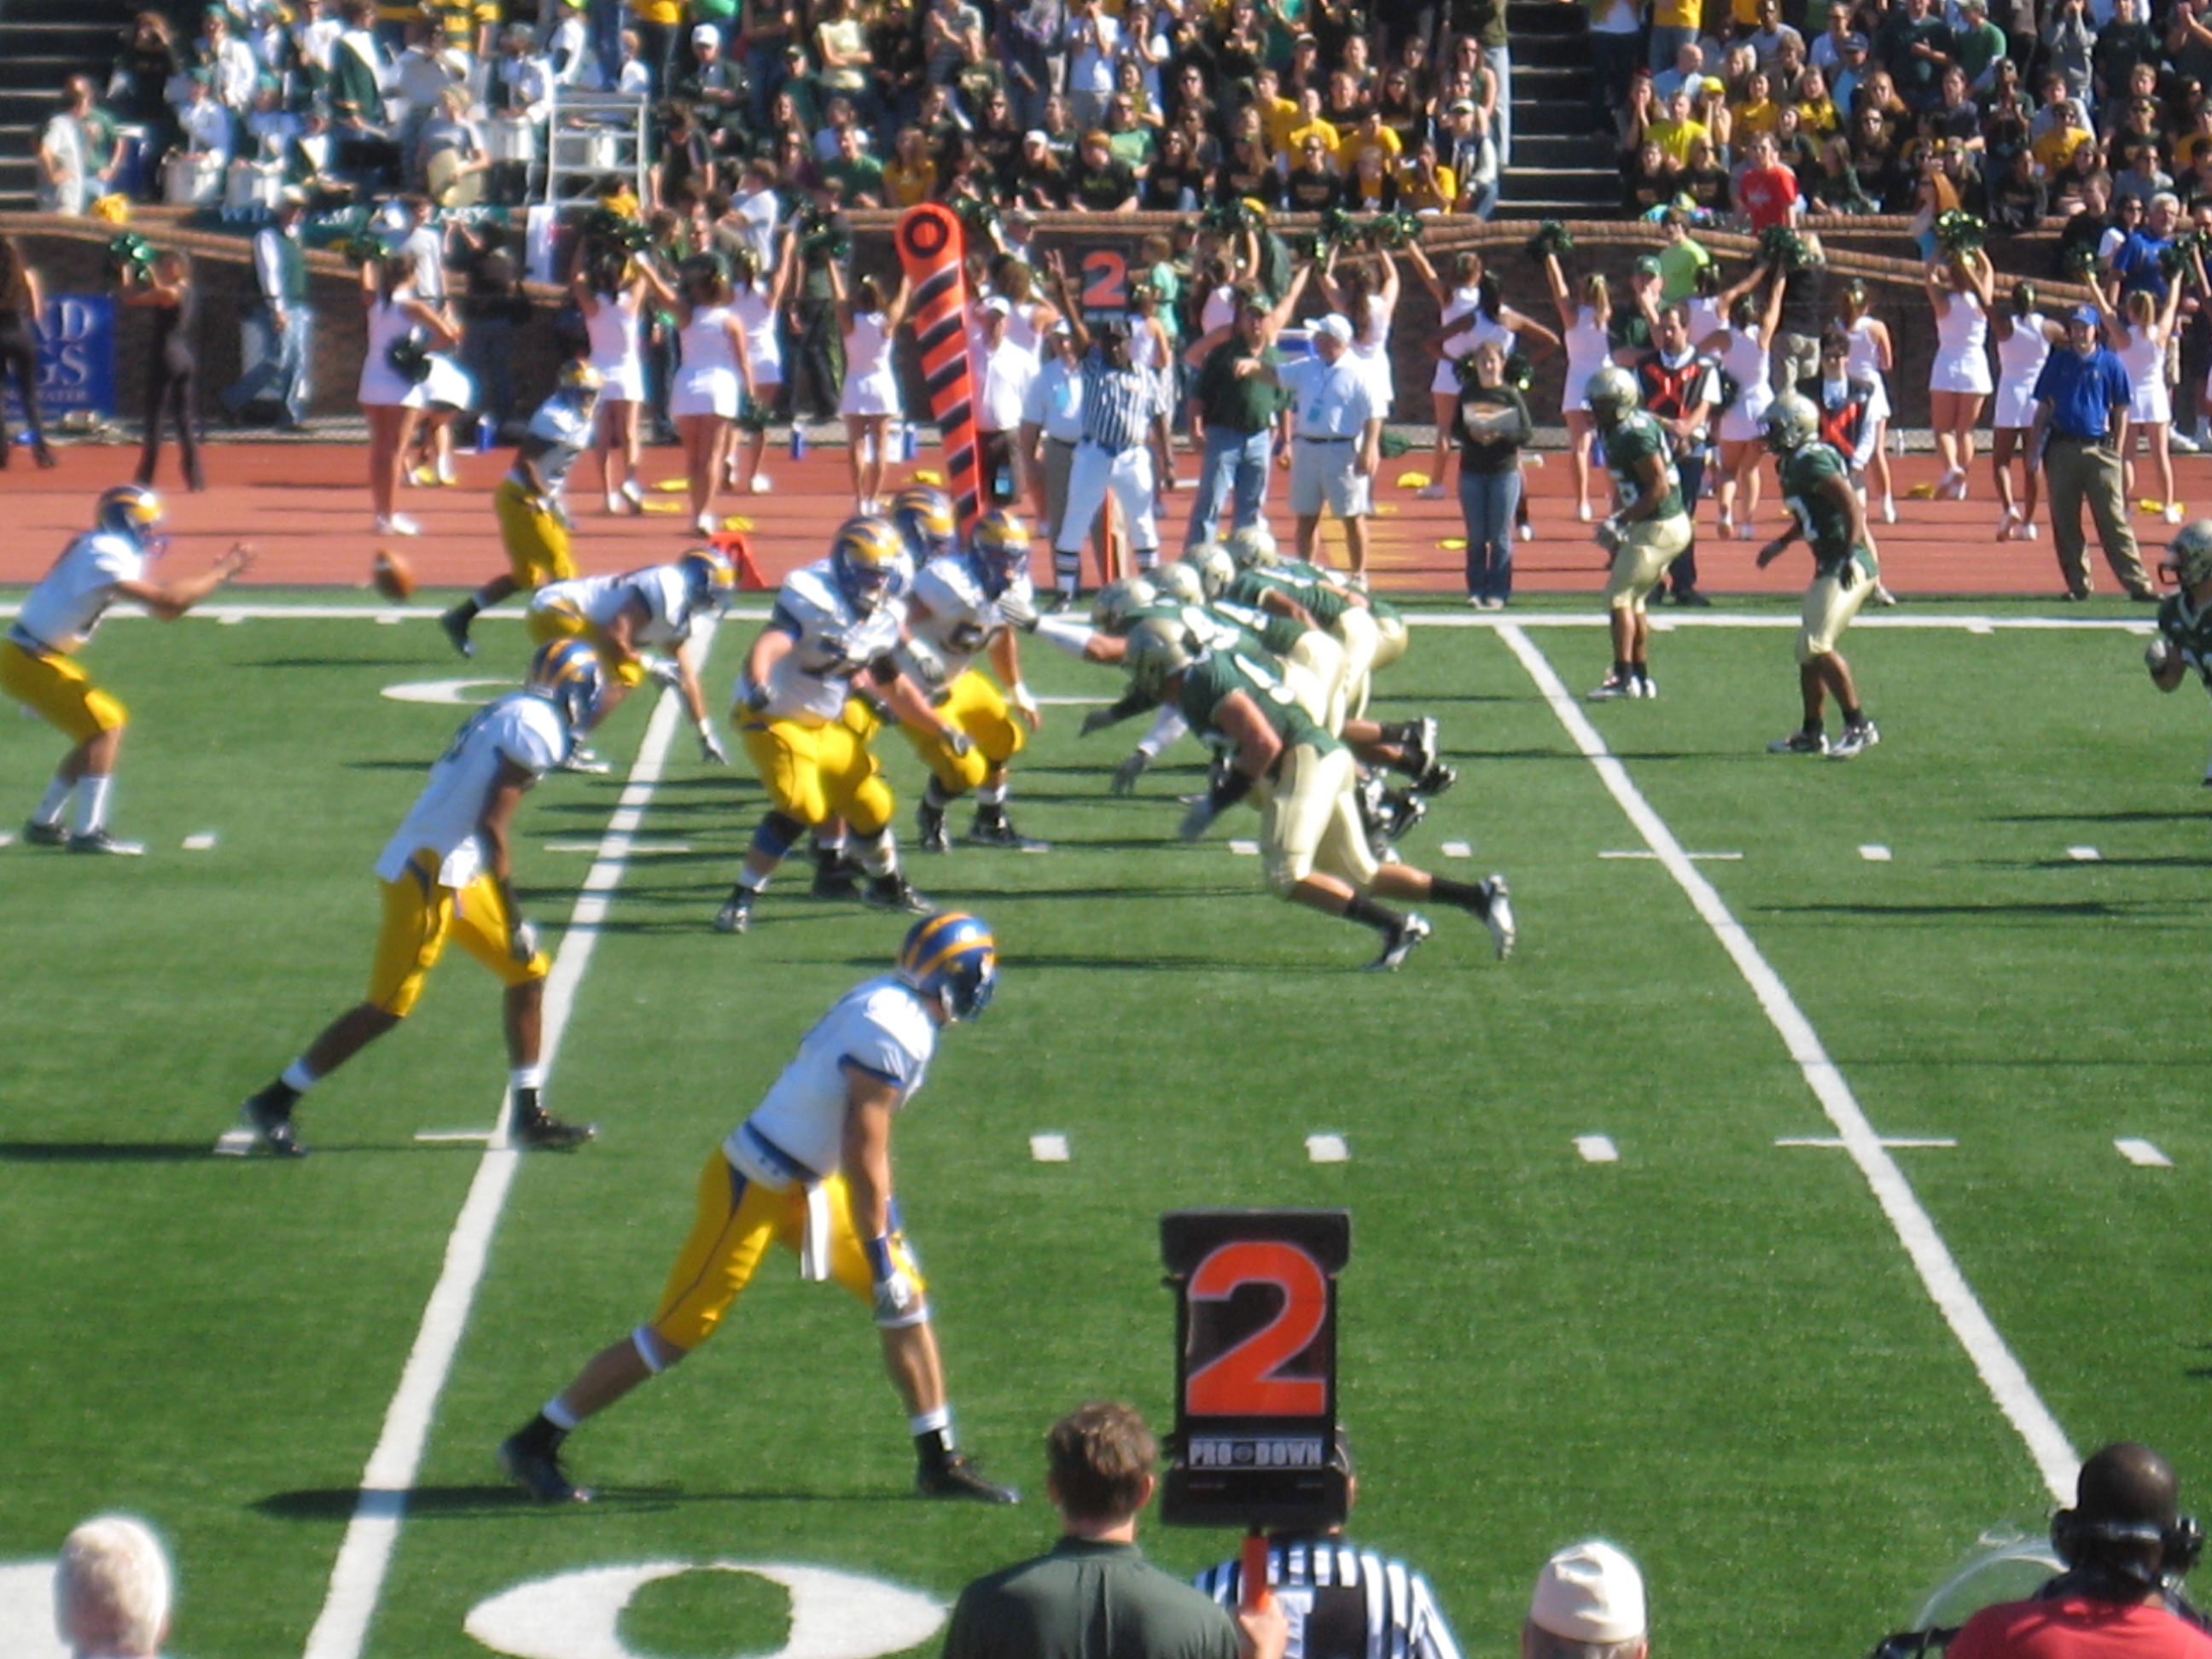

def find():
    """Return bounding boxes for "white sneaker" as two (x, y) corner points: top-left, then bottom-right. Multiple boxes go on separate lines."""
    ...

(620, 478), (645, 513)
(2023, 521), (2040, 539)
(1830, 719), (1880, 760)
(2165, 502), (2186, 525)
(1586, 673), (1634, 701)
(1484, 596), (1506, 610)
(693, 511), (714, 535)
(1882, 495), (1898, 524)
(374, 514), (422, 536)
(2174, 431), (2203, 454)
(1516, 521), (1534, 542)
(604, 491), (622, 515)
(1415, 483), (1447, 500)
(1576, 503), (1593, 522)
(748, 471), (772, 494)
(1735, 520), (1753, 539)
(1716, 513), (1735, 539)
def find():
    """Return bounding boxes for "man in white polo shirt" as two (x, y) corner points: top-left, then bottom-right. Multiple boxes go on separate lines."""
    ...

(974, 296), (1036, 507)
(1246, 315), (1381, 578)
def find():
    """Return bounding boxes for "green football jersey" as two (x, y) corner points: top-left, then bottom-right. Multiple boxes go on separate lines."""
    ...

(1227, 568), (1351, 629)
(1602, 410), (1685, 521)
(1213, 596), (1307, 657)
(1129, 598), (1260, 659)
(2155, 591), (2212, 689)
(1177, 649), (1336, 758)
(1779, 441), (1877, 579)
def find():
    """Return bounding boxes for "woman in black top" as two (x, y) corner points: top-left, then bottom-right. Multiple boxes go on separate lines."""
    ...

(1214, 133), (1279, 207)
(1449, 336), (1533, 608)
(0, 236), (55, 469)
(1141, 126), (1212, 211)
(1284, 133), (1341, 209)
(1376, 67), (1427, 151)
(122, 247), (202, 492)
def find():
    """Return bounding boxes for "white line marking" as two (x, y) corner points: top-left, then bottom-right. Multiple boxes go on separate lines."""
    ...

(1574, 1134), (1619, 1162)
(1495, 620), (2080, 1504)
(414, 1131), (496, 1144)
(2068, 846), (2102, 862)
(1966, 620), (1995, 634)
(1227, 839), (1260, 856)
(1860, 844), (1893, 861)
(300, 622), (716, 1659)
(2116, 1138), (2174, 1168)
(544, 839), (692, 855)
(218, 613), (246, 626)
(376, 614), (404, 626)
(1036, 695), (1114, 706)
(1776, 1137), (1959, 1150)
(1440, 840), (1473, 858)
(1029, 1133), (1070, 1162)
(1599, 849), (1743, 861)
(0, 832), (14, 849)
(182, 833), (217, 851)
(381, 678), (508, 707)
(1306, 1133), (1349, 1163)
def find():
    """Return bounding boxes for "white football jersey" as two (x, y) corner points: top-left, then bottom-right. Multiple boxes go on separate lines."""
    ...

(375, 691), (567, 888)
(724, 976), (938, 1186)
(900, 553), (1007, 688)
(752, 560), (908, 725)
(533, 565), (696, 649)
(16, 532), (145, 655)
(507, 393), (593, 495)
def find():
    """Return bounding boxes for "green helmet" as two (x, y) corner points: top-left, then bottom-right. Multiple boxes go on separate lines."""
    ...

(1584, 364), (1640, 423)
(1225, 523), (1278, 570)
(1762, 393), (1819, 455)
(1124, 615), (1196, 696)
(1185, 541), (1236, 600)
(1151, 562), (1206, 606)
(2163, 519), (2212, 589)
(1091, 574), (1159, 632)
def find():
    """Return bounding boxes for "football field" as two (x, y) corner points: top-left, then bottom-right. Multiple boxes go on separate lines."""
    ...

(3, 592), (2209, 1659)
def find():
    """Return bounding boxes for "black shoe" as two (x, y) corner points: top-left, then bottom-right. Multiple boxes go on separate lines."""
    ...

(1479, 874), (1516, 960)
(967, 812), (1047, 851)
(1379, 789), (1427, 843)
(917, 1453), (1020, 1504)
(864, 870), (933, 914)
(1365, 912), (1433, 972)
(67, 829), (144, 856)
(811, 853), (864, 899)
(515, 1109), (597, 1150)
(499, 1432), (590, 1503)
(439, 606), (475, 659)
(713, 889), (753, 933)
(21, 818), (66, 847)
(1402, 715), (1440, 777)
(1673, 588), (1714, 607)
(1413, 762), (1458, 799)
(917, 799), (950, 853)
(240, 1087), (308, 1158)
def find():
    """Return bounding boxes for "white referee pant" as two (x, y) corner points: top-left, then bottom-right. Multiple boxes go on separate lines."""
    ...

(1056, 438), (1161, 567)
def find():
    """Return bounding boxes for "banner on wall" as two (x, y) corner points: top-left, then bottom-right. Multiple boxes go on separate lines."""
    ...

(2, 295), (116, 425)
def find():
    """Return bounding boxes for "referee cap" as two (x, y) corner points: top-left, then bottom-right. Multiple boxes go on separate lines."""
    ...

(1529, 1540), (1646, 1644)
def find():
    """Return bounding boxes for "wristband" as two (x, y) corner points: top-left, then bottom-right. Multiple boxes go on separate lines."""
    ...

(864, 1233), (897, 1280)
(1207, 770), (1256, 814)
(1033, 614), (1098, 656)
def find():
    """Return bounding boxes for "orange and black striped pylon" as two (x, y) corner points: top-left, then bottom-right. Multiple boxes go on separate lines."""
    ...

(895, 203), (982, 532)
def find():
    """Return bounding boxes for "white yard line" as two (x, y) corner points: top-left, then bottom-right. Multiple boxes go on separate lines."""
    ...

(1495, 621), (2081, 1504)
(300, 624), (714, 1659)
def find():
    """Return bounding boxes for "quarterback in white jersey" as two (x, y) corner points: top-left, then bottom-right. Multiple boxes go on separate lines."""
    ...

(499, 912), (1021, 1507)
(231, 641), (604, 1158)
(714, 516), (969, 934)
(3, 485), (252, 855)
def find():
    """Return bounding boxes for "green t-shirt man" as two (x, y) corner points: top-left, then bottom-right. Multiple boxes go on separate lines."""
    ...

(943, 1538), (1241, 1659)
(1192, 337), (1284, 435)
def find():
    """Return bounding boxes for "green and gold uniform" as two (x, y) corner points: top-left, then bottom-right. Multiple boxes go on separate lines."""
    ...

(2153, 590), (2212, 690)
(1599, 410), (1693, 613)
(1780, 440), (1878, 663)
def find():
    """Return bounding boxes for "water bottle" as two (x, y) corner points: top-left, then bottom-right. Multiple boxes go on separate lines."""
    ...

(900, 422), (918, 462)
(475, 415), (494, 453)
(790, 424), (806, 460)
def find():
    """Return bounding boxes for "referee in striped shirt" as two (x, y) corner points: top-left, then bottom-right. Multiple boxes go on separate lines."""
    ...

(1191, 1438), (1465, 1659)
(1043, 250), (1174, 604)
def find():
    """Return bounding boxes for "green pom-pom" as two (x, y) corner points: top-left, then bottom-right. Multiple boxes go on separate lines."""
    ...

(103, 232), (154, 281)
(1522, 220), (1574, 261)
(1759, 223), (1813, 271)
(1934, 208), (1987, 257)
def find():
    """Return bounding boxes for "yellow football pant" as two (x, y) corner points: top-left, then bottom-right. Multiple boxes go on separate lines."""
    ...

(740, 714), (894, 833)
(1, 640), (125, 742)
(525, 602), (646, 686)
(647, 1149), (925, 1351)
(493, 476), (576, 588)
(899, 671), (1025, 793)
(365, 851), (550, 1017)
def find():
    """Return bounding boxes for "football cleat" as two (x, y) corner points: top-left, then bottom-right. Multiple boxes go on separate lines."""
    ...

(1380, 788), (1427, 844)
(1829, 719), (1880, 760)
(1480, 875), (1516, 960)
(67, 829), (144, 856)
(499, 1433), (590, 1504)
(21, 818), (67, 847)
(811, 852), (864, 900)
(967, 811), (1046, 851)
(240, 1087), (308, 1158)
(1413, 762), (1458, 799)
(1768, 731), (1829, 754)
(917, 799), (950, 853)
(864, 870), (934, 915)
(917, 1453), (1020, 1504)
(515, 1109), (597, 1150)
(1634, 672), (1657, 699)
(1365, 912), (1433, 972)
(1586, 674), (1634, 701)
(1402, 716), (1441, 777)
(713, 889), (754, 934)
(439, 605), (475, 658)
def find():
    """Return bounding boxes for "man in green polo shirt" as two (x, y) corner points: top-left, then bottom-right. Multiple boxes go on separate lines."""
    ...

(943, 1400), (1287, 1659)
(221, 189), (315, 428)
(1180, 273), (1313, 550)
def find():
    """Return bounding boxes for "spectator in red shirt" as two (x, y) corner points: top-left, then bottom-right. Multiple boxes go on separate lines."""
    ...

(1734, 131), (1802, 232)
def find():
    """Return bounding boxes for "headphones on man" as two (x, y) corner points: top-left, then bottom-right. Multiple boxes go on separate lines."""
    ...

(2051, 1507), (2206, 1585)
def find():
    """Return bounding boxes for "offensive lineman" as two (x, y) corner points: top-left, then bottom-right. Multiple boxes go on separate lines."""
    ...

(231, 640), (602, 1155)
(1585, 365), (1693, 701)
(440, 360), (602, 658)
(498, 911), (1019, 1506)
(4, 485), (253, 854)
(1754, 393), (1882, 758)
(713, 516), (965, 934)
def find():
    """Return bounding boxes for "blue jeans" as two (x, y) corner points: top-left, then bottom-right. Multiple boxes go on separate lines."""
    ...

(222, 304), (312, 424)
(1484, 45), (1512, 166)
(1459, 465), (1521, 602)
(1185, 426), (1274, 548)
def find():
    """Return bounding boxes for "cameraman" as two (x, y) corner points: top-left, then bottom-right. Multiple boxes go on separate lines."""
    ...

(1950, 1443), (2212, 1659)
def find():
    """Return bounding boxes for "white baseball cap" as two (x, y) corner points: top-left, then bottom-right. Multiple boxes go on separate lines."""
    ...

(1313, 313), (1354, 344)
(691, 22), (718, 44)
(1528, 1541), (1647, 1645)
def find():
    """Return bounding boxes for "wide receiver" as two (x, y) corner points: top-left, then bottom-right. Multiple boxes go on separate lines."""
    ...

(498, 911), (1019, 1506)
(4, 484), (253, 854)
(1584, 365), (1692, 701)
(232, 640), (602, 1155)
(440, 359), (603, 658)
(1754, 393), (1883, 759)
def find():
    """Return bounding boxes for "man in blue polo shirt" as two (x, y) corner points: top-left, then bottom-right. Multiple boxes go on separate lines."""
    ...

(2028, 306), (2157, 601)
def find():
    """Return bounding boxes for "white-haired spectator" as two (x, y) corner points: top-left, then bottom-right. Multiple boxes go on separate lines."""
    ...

(54, 1515), (172, 1658)
(1526, 1541), (1649, 1659)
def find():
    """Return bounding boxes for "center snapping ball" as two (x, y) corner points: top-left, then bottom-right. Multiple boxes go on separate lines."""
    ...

(371, 548), (416, 602)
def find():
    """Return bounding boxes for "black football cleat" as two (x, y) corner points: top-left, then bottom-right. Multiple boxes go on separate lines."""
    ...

(240, 1087), (308, 1158)
(967, 812), (1047, 851)
(918, 1453), (1020, 1504)
(713, 888), (753, 934)
(439, 605), (475, 658)
(515, 1110), (597, 1150)
(1365, 913), (1433, 972)
(21, 818), (67, 847)
(1379, 789), (1427, 843)
(67, 829), (145, 856)
(810, 853), (864, 900)
(864, 871), (934, 915)
(499, 1432), (590, 1503)
(917, 799), (950, 853)
(1413, 762), (1458, 798)
(1402, 715), (1441, 777)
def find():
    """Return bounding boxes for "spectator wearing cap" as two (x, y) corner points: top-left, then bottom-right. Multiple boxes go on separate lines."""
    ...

(1244, 312), (1381, 576)
(55, 1514), (173, 1658)
(1829, 32), (1870, 114)
(2028, 304), (2157, 599)
(975, 297), (1037, 506)
(223, 187), (314, 428)
(1526, 1541), (1648, 1659)
(674, 25), (748, 153)
(2112, 191), (2182, 303)
(174, 70), (234, 174)
(1180, 271), (1312, 549)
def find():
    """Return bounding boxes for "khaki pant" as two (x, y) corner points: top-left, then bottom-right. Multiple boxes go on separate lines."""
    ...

(2045, 436), (2150, 597)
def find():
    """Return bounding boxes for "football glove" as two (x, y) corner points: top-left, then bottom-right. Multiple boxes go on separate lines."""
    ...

(644, 655), (684, 690)
(510, 918), (540, 963)
(738, 678), (772, 714)
(696, 719), (729, 765)
(1110, 749), (1151, 795)
(866, 1233), (926, 1326)
(942, 726), (973, 758)
(2148, 634), (2177, 673)
(996, 585), (1039, 632)
(1009, 682), (1040, 723)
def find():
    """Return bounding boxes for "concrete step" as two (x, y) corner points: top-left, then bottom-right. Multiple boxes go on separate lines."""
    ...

(1512, 131), (1611, 168)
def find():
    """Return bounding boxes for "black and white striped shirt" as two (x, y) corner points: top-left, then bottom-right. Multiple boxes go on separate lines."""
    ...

(1080, 350), (1167, 453)
(1193, 1538), (1464, 1659)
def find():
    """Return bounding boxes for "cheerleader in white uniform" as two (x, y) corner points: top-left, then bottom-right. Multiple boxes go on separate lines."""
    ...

(834, 264), (911, 511)
(1838, 281), (1898, 521)
(1924, 249), (1994, 500)
(997, 259), (1059, 363)
(573, 246), (673, 514)
(2109, 278), (2187, 523)
(358, 255), (459, 536)
(1545, 251), (1616, 522)
(1697, 273), (1786, 538)
(725, 238), (795, 496)
(670, 259), (756, 536)
(1316, 243), (1401, 431)
(1988, 281), (2066, 540)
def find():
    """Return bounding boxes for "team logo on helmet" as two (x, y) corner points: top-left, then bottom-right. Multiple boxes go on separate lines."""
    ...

(527, 637), (606, 736)
(969, 509), (1031, 598)
(830, 516), (908, 614)
(1584, 365), (1639, 423)
(890, 485), (958, 562)
(1090, 574), (1158, 632)
(95, 483), (163, 542)
(897, 910), (998, 1022)
(1762, 393), (1819, 456)
(2163, 519), (2212, 590)
(678, 544), (736, 614)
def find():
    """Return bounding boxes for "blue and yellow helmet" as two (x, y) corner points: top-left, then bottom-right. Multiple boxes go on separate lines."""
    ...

(897, 910), (998, 1022)
(678, 544), (735, 614)
(830, 515), (908, 614)
(527, 637), (606, 735)
(890, 484), (958, 562)
(969, 508), (1030, 599)
(95, 483), (162, 543)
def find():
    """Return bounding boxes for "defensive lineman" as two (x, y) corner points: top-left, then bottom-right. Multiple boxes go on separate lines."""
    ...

(498, 911), (1019, 1505)
(233, 640), (602, 1155)
(1755, 394), (1882, 758)
(1585, 365), (1693, 700)
(4, 485), (253, 854)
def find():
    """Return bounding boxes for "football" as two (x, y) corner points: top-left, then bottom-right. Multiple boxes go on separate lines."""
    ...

(371, 547), (416, 602)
